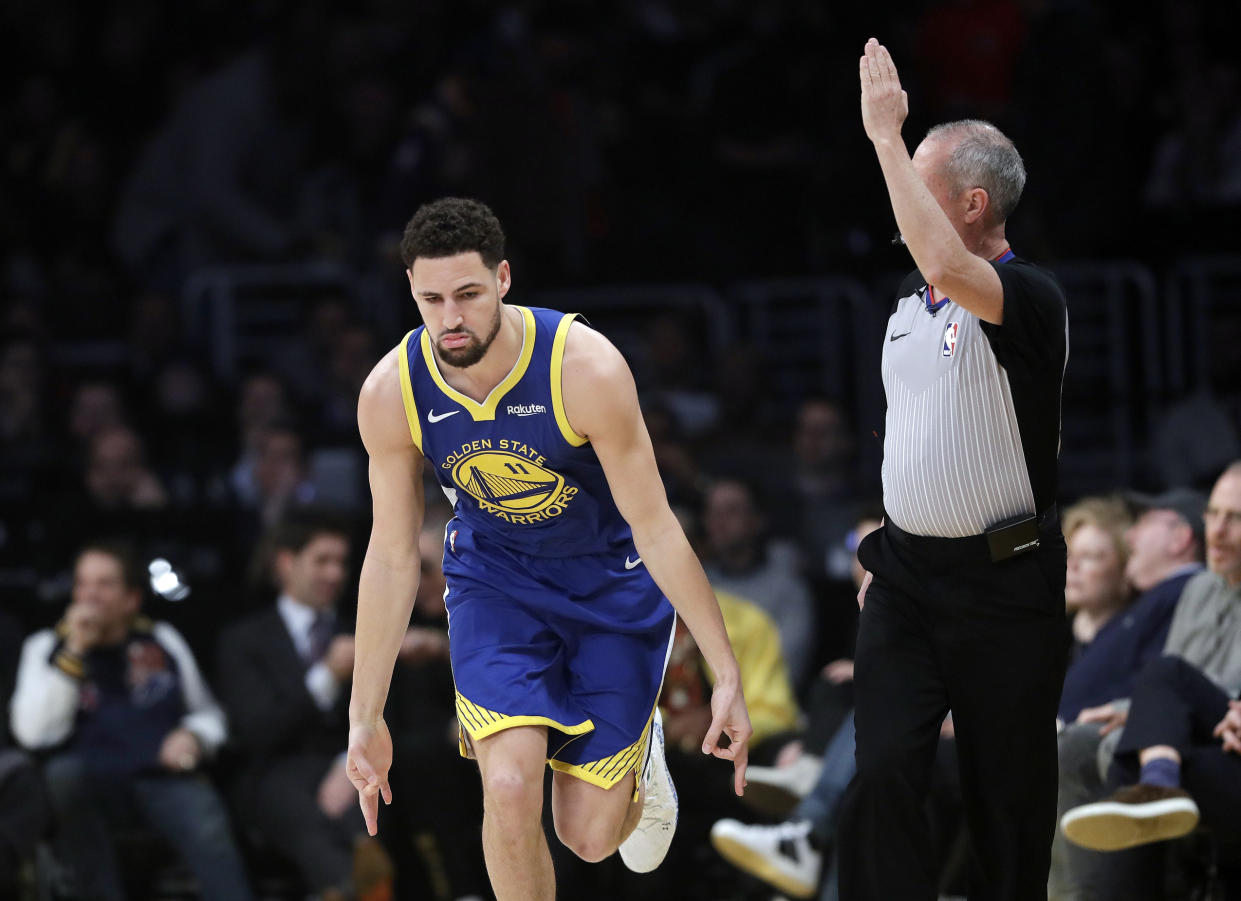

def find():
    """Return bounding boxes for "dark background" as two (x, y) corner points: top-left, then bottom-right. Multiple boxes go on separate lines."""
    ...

(4, 0), (1240, 668)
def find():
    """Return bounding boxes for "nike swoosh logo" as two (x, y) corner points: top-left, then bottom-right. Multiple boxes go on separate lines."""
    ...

(427, 409), (460, 423)
(624, 555), (642, 570)
(889, 331), (911, 341)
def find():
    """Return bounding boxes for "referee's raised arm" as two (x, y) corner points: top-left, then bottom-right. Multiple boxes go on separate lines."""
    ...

(860, 36), (1008, 324)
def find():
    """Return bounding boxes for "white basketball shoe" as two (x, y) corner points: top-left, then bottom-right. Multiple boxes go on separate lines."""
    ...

(619, 708), (678, 872)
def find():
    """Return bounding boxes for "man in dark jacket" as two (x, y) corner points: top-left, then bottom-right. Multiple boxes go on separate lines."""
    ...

(1058, 490), (1206, 725)
(218, 512), (392, 901)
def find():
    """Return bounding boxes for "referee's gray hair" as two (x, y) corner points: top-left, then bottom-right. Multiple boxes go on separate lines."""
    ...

(926, 119), (1026, 224)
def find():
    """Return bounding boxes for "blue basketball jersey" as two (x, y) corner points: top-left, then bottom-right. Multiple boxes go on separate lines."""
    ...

(398, 305), (634, 557)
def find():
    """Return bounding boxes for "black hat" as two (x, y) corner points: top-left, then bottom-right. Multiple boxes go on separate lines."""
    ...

(1127, 489), (1207, 544)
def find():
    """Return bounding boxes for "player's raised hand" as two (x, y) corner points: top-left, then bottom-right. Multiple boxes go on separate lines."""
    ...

(860, 37), (908, 144)
(347, 719), (394, 836)
(702, 681), (752, 797)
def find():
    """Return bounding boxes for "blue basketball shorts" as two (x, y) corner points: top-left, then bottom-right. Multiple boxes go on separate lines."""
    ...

(441, 518), (676, 789)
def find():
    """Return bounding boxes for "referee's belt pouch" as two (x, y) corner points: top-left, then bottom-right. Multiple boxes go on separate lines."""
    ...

(985, 513), (1041, 562)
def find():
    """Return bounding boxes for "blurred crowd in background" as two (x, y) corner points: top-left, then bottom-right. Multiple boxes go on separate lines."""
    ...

(2, 0), (1241, 898)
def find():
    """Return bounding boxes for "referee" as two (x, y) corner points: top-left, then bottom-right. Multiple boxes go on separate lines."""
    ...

(840, 40), (1070, 901)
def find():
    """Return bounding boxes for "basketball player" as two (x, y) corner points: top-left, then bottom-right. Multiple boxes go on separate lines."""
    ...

(346, 198), (752, 901)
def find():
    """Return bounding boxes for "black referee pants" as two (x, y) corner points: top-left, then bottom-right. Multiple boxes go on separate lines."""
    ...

(838, 517), (1069, 901)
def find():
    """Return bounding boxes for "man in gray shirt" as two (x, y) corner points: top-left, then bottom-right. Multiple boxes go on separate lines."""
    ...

(1059, 462), (1241, 898)
(840, 39), (1070, 901)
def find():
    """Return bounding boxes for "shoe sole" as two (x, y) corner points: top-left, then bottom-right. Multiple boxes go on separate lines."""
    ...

(1060, 798), (1199, 851)
(709, 833), (816, 899)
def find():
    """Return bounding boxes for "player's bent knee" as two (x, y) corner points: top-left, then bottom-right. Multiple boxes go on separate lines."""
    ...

(566, 839), (615, 864)
(556, 821), (618, 864)
(481, 766), (542, 815)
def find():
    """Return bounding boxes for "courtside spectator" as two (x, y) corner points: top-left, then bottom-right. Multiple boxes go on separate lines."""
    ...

(10, 542), (252, 901)
(217, 513), (393, 901)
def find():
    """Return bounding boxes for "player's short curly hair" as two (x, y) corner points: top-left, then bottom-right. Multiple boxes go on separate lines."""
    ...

(399, 197), (506, 270)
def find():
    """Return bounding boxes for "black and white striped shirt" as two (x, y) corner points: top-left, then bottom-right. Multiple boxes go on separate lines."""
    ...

(880, 257), (1068, 538)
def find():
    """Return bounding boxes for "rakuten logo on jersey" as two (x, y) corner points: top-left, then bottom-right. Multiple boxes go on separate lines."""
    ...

(507, 403), (547, 416)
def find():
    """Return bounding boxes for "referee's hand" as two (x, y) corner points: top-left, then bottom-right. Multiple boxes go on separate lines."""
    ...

(859, 37), (908, 145)
(857, 570), (873, 610)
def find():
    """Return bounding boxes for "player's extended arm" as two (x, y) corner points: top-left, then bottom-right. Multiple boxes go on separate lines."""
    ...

(347, 346), (426, 834)
(860, 37), (1005, 324)
(561, 322), (752, 795)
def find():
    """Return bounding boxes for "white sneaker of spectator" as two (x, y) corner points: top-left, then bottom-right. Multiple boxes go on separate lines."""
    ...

(710, 818), (821, 899)
(740, 755), (822, 817)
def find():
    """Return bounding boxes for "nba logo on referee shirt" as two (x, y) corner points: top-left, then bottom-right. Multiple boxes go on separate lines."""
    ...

(942, 321), (960, 357)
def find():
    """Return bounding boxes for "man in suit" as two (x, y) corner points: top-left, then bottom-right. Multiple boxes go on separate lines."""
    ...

(218, 512), (393, 901)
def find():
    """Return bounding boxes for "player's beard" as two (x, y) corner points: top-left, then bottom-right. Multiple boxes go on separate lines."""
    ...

(435, 301), (504, 369)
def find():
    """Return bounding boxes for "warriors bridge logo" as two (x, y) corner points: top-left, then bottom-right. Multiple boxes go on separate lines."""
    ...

(443, 439), (578, 524)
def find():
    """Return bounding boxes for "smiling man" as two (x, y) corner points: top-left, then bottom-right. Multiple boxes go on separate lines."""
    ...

(345, 197), (751, 901)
